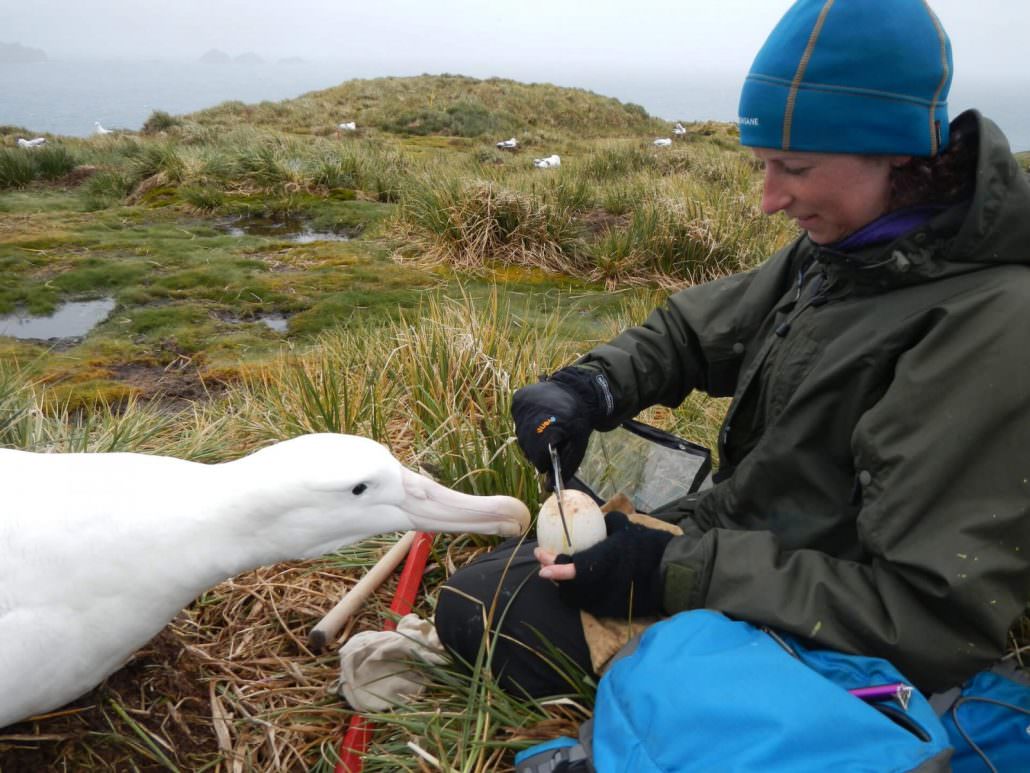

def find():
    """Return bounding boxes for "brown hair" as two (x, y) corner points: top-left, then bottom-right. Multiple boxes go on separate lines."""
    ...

(888, 122), (977, 210)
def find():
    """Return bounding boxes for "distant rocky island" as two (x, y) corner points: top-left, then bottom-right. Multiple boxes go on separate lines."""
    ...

(199, 49), (232, 64)
(0, 42), (47, 64)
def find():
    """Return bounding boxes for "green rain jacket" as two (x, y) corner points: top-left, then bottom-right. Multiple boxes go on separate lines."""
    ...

(576, 111), (1030, 692)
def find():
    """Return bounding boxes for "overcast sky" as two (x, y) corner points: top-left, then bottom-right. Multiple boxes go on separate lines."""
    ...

(3, 0), (1024, 84)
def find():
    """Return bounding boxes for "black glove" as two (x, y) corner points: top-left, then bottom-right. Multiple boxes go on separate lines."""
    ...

(511, 367), (613, 480)
(553, 511), (673, 618)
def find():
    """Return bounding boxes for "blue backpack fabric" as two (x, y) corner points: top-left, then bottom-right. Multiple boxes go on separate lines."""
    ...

(591, 610), (950, 772)
(937, 665), (1030, 772)
(517, 609), (952, 772)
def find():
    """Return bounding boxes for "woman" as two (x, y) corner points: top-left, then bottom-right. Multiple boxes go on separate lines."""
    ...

(435, 0), (1030, 700)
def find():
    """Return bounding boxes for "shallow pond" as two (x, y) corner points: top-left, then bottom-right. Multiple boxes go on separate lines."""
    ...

(218, 217), (352, 243)
(0, 298), (116, 340)
(258, 314), (289, 332)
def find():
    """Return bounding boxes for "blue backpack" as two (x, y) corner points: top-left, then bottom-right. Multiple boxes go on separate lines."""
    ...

(516, 610), (1029, 772)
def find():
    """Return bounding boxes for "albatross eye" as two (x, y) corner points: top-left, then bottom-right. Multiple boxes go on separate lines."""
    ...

(352, 483), (368, 496)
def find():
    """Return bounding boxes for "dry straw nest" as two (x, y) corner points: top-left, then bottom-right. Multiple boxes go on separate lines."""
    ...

(0, 535), (568, 772)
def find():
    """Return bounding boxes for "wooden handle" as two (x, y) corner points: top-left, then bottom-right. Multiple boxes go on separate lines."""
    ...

(307, 531), (417, 653)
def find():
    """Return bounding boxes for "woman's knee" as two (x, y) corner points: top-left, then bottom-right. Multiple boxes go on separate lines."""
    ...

(434, 539), (535, 661)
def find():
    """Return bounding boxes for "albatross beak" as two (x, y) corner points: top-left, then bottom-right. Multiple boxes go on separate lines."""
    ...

(399, 467), (530, 537)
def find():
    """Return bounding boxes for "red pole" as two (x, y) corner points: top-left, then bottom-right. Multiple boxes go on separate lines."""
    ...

(334, 532), (434, 773)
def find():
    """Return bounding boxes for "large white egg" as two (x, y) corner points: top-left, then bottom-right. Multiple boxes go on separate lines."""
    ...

(536, 489), (607, 554)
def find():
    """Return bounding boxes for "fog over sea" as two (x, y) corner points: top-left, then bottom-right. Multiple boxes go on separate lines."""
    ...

(1, 58), (1028, 152)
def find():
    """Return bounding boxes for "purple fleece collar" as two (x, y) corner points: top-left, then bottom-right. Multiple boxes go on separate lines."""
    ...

(829, 206), (945, 252)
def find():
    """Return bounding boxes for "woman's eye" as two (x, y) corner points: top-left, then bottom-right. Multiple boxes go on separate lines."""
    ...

(783, 166), (809, 176)
(352, 483), (368, 495)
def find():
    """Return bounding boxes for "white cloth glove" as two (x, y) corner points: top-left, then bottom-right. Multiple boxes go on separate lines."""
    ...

(333, 614), (448, 712)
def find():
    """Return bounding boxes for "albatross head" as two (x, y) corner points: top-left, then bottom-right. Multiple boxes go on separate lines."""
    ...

(234, 433), (530, 558)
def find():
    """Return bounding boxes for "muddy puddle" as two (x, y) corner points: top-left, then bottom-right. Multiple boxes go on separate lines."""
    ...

(216, 311), (290, 333)
(0, 297), (116, 340)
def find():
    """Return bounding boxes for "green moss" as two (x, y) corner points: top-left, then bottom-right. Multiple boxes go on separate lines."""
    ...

(137, 185), (179, 207)
(288, 287), (426, 335)
(50, 262), (150, 294)
(42, 379), (142, 413)
(123, 304), (212, 337)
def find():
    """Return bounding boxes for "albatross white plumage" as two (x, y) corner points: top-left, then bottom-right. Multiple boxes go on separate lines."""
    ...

(0, 433), (530, 728)
(533, 154), (561, 169)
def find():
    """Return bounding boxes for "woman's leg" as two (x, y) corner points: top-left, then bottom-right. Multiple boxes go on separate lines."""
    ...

(435, 537), (595, 698)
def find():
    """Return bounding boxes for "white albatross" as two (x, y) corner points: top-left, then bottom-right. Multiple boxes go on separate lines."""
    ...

(16, 137), (47, 148)
(94, 121), (113, 135)
(653, 137), (672, 147)
(337, 121), (357, 131)
(496, 137), (518, 149)
(533, 154), (560, 168)
(672, 122), (687, 136)
(0, 433), (530, 728)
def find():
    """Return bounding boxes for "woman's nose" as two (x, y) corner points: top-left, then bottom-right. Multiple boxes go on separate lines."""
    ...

(761, 170), (792, 215)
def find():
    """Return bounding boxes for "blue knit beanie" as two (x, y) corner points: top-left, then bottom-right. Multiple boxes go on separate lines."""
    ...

(738, 0), (953, 156)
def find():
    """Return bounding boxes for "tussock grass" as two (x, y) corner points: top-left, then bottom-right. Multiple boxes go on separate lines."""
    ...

(393, 139), (793, 287)
(30, 145), (79, 181)
(396, 179), (586, 275)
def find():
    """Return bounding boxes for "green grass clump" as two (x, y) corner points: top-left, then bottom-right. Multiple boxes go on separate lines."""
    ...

(141, 110), (180, 134)
(384, 98), (509, 138)
(0, 147), (38, 188)
(81, 170), (136, 209)
(398, 178), (585, 274)
(32, 145), (79, 180)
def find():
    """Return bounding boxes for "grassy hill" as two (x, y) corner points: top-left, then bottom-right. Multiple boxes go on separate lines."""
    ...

(185, 73), (670, 139)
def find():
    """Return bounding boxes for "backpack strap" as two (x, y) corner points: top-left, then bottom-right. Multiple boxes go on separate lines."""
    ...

(513, 736), (591, 773)
(933, 660), (1030, 773)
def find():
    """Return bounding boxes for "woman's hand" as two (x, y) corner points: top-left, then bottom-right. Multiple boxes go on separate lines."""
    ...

(534, 512), (674, 618)
(536, 546), (576, 580)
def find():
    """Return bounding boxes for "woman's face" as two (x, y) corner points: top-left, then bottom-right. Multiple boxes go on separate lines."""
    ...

(751, 148), (908, 244)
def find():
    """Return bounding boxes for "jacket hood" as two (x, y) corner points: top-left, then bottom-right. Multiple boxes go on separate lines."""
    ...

(814, 110), (1030, 289)
(948, 110), (1030, 266)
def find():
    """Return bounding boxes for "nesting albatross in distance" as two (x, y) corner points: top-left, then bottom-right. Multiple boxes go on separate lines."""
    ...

(0, 433), (530, 728)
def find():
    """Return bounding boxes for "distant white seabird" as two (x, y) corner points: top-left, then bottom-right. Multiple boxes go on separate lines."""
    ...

(653, 138), (673, 147)
(533, 154), (561, 168)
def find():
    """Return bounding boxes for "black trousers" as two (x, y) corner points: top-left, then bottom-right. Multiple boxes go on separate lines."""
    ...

(435, 537), (596, 698)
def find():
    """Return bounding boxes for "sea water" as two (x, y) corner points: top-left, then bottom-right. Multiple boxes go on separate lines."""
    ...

(1, 59), (1027, 151)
